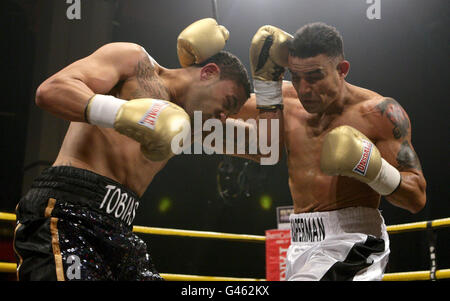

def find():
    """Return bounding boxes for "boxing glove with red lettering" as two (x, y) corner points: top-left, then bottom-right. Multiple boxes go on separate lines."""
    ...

(85, 95), (190, 161)
(320, 125), (401, 195)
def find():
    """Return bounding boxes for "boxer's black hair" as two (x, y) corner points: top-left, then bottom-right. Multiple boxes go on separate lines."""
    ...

(194, 51), (251, 99)
(288, 22), (344, 59)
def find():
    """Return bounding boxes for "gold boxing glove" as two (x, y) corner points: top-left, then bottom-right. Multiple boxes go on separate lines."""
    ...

(320, 125), (401, 196)
(177, 18), (229, 67)
(249, 25), (293, 109)
(85, 95), (190, 161)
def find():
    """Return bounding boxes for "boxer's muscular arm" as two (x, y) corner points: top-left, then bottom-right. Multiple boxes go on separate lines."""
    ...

(35, 42), (144, 121)
(373, 98), (427, 213)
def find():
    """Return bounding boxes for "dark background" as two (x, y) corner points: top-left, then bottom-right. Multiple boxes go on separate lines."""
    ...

(1, 0), (449, 280)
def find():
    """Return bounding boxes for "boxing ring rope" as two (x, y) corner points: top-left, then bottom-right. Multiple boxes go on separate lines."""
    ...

(133, 225), (266, 242)
(0, 212), (449, 281)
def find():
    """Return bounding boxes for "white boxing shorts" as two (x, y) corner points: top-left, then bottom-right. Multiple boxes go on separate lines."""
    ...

(286, 206), (390, 281)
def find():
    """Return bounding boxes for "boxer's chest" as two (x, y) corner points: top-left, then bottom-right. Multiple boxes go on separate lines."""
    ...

(285, 107), (376, 170)
(284, 107), (380, 206)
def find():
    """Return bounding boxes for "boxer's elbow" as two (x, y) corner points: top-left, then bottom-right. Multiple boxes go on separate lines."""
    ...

(36, 78), (61, 109)
(409, 195), (426, 214)
(387, 172), (427, 214)
(35, 82), (50, 108)
(35, 77), (73, 109)
(412, 178), (427, 214)
(407, 175), (427, 214)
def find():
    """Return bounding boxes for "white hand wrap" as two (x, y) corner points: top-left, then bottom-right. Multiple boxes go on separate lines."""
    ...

(368, 158), (402, 196)
(253, 79), (283, 106)
(87, 94), (126, 128)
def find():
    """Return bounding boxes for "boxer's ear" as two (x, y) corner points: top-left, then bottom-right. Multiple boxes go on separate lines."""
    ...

(337, 60), (350, 78)
(200, 63), (220, 80)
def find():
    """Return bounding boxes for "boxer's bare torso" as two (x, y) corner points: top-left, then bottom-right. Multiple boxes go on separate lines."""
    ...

(53, 49), (170, 196)
(283, 82), (383, 213)
(237, 81), (423, 213)
(40, 43), (247, 197)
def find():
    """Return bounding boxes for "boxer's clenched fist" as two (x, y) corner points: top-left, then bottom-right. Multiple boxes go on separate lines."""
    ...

(250, 25), (292, 82)
(85, 95), (190, 161)
(177, 18), (229, 67)
(249, 25), (293, 108)
(320, 125), (402, 196)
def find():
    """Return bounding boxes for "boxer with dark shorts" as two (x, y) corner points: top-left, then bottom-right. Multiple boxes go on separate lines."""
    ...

(14, 19), (250, 281)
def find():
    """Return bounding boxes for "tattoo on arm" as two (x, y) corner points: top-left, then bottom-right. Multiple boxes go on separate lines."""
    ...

(376, 98), (409, 139)
(133, 57), (169, 99)
(397, 140), (422, 171)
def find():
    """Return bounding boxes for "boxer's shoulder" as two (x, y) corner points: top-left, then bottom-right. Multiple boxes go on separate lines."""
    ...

(282, 80), (297, 99)
(347, 85), (389, 118)
(111, 45), (169, 100)
(349, 84), (406, 115)
(95, 42), (146, 65)
(374, 97), (411, 141)
(283, 95), (308, 122)
(282, 81), (306, 114)
(96, 42), (143, 53)
(353, 95), (411, 142)
(98, 42), (163, 77)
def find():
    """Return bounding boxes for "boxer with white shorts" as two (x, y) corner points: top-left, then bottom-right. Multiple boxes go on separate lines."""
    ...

(231, 22), (427, 280)
(287, 207), (389, 280)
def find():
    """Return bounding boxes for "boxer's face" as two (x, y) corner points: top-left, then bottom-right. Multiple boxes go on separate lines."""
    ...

(185, 64), (247, 122)
(288, 54), (348, 114)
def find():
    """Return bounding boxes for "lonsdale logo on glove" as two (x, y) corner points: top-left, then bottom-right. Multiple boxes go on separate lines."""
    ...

(86, 94), (280, 165)
(138, 100), (170, 130)
(352, 140), (373, 176)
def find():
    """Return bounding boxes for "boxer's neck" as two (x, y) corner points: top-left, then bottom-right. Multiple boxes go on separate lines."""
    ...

(157, 67), (195, 107)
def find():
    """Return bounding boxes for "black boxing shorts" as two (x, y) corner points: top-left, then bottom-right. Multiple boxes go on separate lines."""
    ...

(13, 166), (163, 281)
